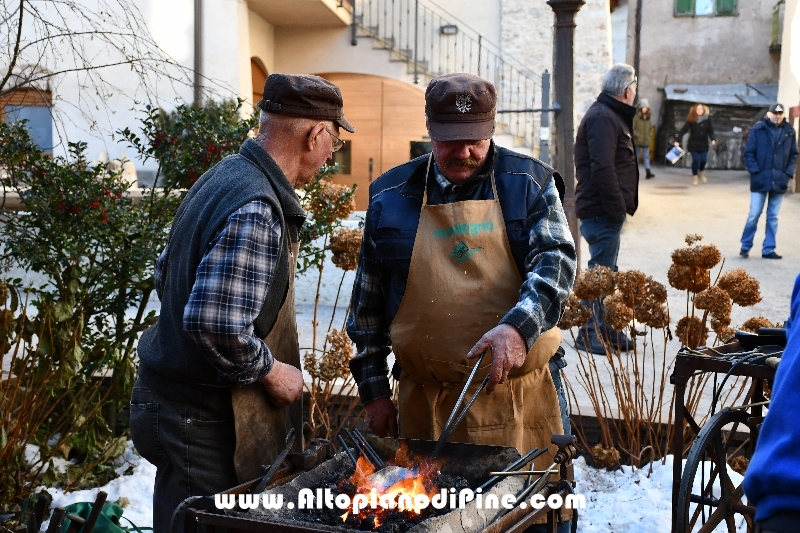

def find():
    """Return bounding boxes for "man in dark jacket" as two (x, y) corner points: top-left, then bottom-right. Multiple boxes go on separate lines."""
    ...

(130, 74), (354, 533)
(574, 63), (639, 355)
(739, 103), (798, 260)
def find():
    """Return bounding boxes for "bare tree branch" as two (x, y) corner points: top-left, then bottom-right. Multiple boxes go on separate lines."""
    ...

(0, 0), (25, 94)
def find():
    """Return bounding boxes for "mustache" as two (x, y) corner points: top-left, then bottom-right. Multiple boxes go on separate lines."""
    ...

(443, 157), (481, 169)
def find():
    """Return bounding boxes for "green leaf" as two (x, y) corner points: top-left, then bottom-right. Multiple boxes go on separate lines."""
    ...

(54, 300), (74, 322)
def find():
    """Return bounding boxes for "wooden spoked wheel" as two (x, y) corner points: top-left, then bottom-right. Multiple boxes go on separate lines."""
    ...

(676, 408), (756, 533)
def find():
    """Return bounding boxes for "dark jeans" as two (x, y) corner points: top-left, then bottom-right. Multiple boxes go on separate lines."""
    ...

(579, 215), (624, 271)
(578, 215), (624, 335)
(690, 151), (708, 175)
(129, 380), (238, 533)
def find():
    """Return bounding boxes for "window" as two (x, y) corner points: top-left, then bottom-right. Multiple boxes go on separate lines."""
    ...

(332, 142), (351, 175)
(1, 89), (54, 153)
(675, 0), (737, 16)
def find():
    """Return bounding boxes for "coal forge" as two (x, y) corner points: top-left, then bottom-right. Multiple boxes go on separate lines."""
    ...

(246, 436), (532, 533)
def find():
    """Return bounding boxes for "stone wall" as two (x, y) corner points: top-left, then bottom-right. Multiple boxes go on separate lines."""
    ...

(500, 0), (613, 126)
(626, 0), (779, 127)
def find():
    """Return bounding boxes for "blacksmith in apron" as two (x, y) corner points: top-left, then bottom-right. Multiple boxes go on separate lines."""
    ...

(346, 73), (576, 532)
(130, 74), (355, 533)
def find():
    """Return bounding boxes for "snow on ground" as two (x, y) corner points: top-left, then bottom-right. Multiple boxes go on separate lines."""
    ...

(40, 442), (156, 531)
(38, 443), (747, 533)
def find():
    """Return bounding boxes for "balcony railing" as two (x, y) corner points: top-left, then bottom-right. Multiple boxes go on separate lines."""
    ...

(351, 0), (544, 150)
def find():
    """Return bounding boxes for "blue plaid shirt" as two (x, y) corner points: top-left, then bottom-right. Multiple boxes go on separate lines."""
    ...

(155, 200), (281, 385)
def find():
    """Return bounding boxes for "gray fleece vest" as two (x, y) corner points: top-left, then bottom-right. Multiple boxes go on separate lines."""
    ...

(137, 139), (305, 402)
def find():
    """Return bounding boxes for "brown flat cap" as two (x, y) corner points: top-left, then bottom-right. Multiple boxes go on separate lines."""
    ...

(425, 73), (496, 141)
(258, 73), (355, 133)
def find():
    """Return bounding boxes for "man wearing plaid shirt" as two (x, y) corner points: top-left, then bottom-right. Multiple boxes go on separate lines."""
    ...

(131, 74), (354, 533)
(346, 74), (575, 532)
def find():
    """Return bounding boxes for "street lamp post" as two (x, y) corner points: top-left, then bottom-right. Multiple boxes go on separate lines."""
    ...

(547, 0), (584, 270)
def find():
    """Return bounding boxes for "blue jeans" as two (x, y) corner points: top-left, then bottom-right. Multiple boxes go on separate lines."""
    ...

(578, 215), (624, 336)
(129, 382), (238, 533)
(740, 191), (785, 255)
(579, 215), (624, 271)
(637, 146), (651, 170)
(690, 151), (708, 175)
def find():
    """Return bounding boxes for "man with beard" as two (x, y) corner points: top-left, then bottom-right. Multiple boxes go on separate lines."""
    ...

(346, 73), (576, 532)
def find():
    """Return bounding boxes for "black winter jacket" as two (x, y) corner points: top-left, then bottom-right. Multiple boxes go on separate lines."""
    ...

(677, 117), (716, 153)
(575, 92), (639, 221)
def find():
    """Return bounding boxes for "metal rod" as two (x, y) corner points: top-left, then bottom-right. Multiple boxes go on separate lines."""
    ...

(193, 0), (203, 105)
(337, 434), (358, 466)
(496, 107), (560, 114)
(477, 446), (547, 493)
(353, 429), (385, 468)
(439, 352), (485, 438)
(437, 375), (490, 446)
(488, 470), (559, 476)
(344, 429), (374, 468)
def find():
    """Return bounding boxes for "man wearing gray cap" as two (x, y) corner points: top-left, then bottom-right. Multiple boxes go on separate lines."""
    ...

(131, 73), (354, 533)
(739, 102), (798, 260)
(346, 73), (576, 531)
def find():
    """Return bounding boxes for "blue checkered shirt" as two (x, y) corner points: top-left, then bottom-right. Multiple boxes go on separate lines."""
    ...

(155, 200), (281, 385)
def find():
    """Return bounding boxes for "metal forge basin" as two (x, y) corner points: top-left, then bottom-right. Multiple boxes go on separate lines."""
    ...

(240, 436), (543, 533)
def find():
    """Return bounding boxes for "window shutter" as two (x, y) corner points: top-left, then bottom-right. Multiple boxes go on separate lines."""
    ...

(716, 0), (736, 15)
(675, 0), (694, 15)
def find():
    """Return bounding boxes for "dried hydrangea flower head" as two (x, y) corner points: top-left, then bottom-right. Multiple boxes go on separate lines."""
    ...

(740, 317), (774, 333)
(616, 270), (648, 307)
(668, 264), (711, 292)
(304, 351), (320, 380)
(573, 265), (616, 301)
(605, 293), (634, 331)
(558, 294), (592, 329)
(320, 329), (354, 381)
(694, 286), (733, 318)
(676, 315), (709, 349)
(685, 234), (703, 245)
(308, 181), (356, 224)
(634, 300), (670, 329)
(671, 244), (722, 270)
(330, 227), (363, 271)
(717, 269), (762, 307)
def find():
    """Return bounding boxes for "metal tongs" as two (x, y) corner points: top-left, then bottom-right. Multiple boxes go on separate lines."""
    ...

(432, 351), (491, 457)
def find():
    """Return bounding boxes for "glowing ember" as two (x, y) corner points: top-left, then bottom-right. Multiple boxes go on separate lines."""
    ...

(339, 442), (447, 528)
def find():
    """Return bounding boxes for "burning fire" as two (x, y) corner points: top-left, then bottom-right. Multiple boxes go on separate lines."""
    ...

(340, 442), (445, 527)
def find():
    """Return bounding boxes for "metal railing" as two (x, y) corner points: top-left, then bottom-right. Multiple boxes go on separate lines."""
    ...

(350, 0), (544, 151)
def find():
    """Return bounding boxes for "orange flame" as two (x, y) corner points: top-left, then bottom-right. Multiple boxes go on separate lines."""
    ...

(339, 442), (446, 528)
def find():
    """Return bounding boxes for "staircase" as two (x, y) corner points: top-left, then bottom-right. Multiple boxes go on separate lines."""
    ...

(348, 0), (544, 153)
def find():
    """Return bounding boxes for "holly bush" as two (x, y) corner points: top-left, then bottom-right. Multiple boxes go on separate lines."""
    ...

(0, 99), (257, 508)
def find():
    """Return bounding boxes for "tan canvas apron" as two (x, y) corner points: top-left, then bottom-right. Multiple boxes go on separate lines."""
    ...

(390, 156), (564, 468)
(232, 241), (303, 483)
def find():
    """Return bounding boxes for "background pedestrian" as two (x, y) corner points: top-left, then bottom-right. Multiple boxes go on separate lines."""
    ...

(633, 98), (655, 179)
(739, 103), (798, 260)
(674, 103), (716, 186)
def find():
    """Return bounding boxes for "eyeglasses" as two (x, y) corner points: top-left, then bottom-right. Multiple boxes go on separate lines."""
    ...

(627, 77), (638, 90)
(325, 127), (345, 153)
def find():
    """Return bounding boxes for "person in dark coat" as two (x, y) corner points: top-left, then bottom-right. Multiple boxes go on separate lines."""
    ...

(739, 103), (798, 260)
(674, 103), (716, 186)
(574, 63), (639, 355)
